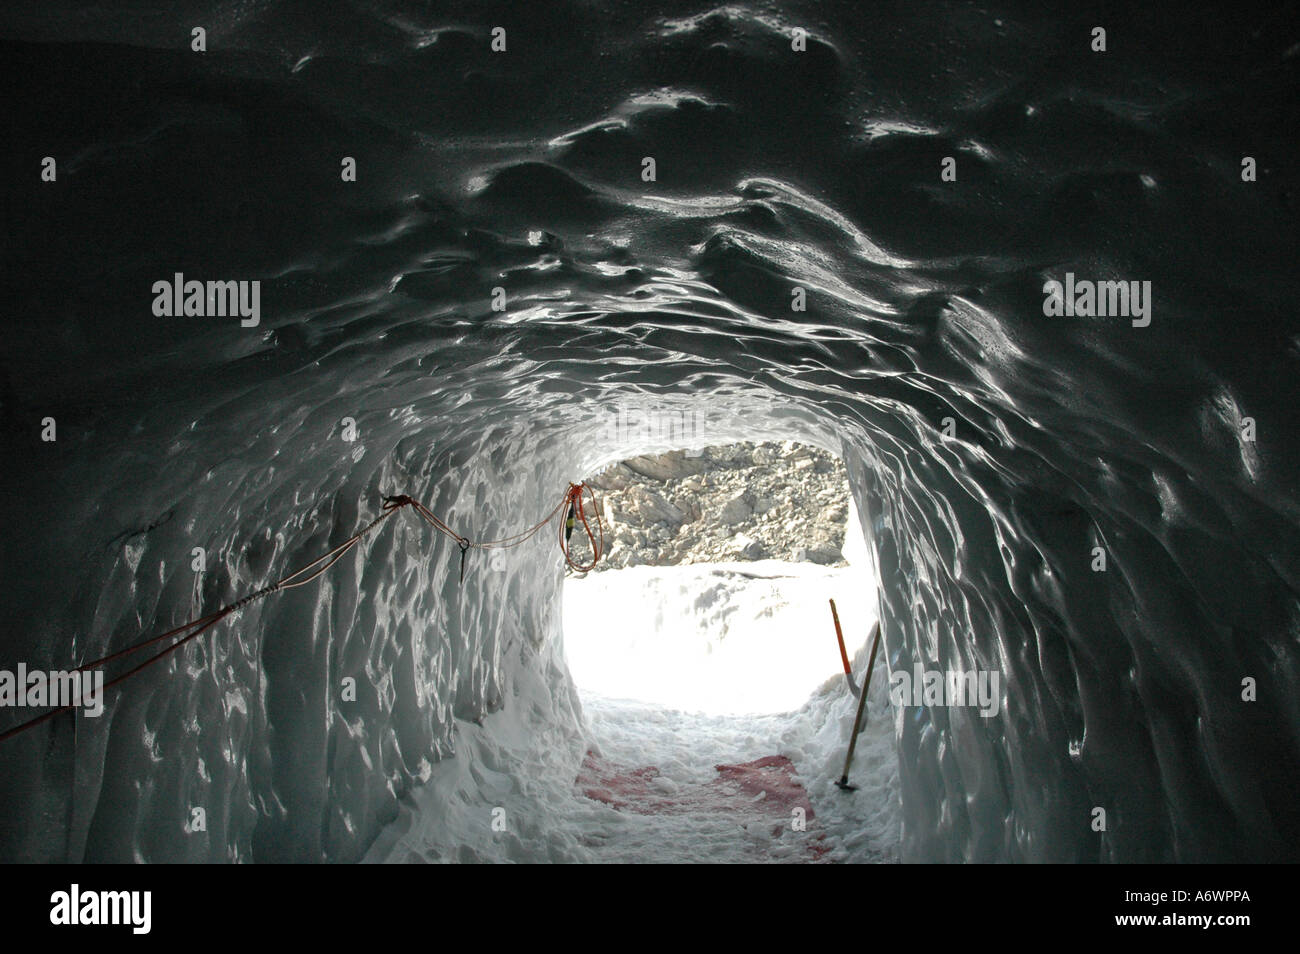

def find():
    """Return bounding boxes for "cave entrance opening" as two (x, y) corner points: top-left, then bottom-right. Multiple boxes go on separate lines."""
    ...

(555, 440), (899, 862)
(561, 440), (879, 716)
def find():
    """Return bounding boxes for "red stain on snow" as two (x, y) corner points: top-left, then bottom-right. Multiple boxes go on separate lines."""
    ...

(576, 751), (832, 861)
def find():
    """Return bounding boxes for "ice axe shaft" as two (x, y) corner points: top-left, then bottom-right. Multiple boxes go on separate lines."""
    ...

(837, 619), (882, 791)
(829, 599), (859, 697)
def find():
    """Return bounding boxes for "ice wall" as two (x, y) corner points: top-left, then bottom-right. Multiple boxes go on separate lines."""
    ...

(2, 1), (1298, 863)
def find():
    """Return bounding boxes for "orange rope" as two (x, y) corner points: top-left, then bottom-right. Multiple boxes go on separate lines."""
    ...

(0, 485), (603, 745)
(559, 482), (604, 571)
(470, 493), (571, 549)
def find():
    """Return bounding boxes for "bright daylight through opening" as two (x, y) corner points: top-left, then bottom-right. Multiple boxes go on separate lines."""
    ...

(542, 441), (902, 863)
(562, 441), (879, 715)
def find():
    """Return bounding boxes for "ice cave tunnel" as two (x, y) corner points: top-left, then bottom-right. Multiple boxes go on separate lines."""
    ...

(1, 2), (1297, 865)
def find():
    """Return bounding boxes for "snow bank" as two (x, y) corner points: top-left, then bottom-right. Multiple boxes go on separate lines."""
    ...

(364, 639), (899, 864)
(562, 560), (876, 715)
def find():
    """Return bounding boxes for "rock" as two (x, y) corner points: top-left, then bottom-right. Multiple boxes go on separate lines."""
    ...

(622, 451), (710, 482)
(583, 440), (849, 571)
(804, 544), (841, 565)
(718, 491), (754, 525)
(709, 445), (746, 463)
(587, 463), (634, 491)
(619, 487), (686, 526)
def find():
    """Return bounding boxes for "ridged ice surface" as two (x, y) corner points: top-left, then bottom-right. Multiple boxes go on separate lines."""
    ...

(1, 2), (1298, 862)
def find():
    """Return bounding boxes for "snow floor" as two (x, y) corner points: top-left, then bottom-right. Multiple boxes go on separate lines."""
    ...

(363, 562), (900, 863)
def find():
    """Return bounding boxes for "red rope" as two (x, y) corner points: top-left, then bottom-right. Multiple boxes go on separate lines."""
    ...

(0, 485), (603, 745)
(560, 483), (604, 571)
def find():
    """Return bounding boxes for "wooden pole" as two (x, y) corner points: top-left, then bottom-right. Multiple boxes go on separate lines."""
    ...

(837, 619), (882, 790)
